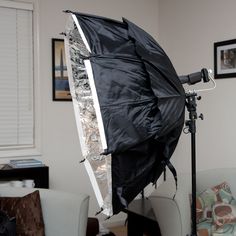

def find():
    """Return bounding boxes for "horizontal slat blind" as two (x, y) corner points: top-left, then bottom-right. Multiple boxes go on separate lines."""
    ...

(0, 3), (34, 149)
(0, 0), (33, 10)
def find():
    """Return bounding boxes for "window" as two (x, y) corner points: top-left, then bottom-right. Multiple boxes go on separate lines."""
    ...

(0, 0), (39, 157)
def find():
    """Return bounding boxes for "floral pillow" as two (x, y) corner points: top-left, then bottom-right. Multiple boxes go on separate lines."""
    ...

(196, 182), (235, 223)
(212, 202), (236, 234)
(197, 221), (212, 236)
(212, 225), (236, 236)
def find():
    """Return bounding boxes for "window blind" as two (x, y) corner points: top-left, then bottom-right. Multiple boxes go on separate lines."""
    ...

(0, 2), (34, 149)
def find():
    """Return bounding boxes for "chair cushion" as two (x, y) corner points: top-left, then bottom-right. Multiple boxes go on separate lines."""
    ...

(0, 190), (45, 236)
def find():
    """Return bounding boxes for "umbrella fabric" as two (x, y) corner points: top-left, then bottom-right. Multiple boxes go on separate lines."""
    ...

(64, 12), (185, 215)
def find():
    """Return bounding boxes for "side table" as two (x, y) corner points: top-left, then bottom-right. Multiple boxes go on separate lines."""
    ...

(124, 198), (161, 236)
(0, 165), (49, 188)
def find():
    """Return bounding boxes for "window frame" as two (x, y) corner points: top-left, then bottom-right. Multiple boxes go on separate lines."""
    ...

(0, 0), (41, 158)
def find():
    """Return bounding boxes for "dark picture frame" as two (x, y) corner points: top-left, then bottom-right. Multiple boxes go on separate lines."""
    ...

(214, 39), (236, 79)
(52, 38), (72, 101)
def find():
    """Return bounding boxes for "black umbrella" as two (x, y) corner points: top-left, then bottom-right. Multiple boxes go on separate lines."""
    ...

(64, 11), (185, 215)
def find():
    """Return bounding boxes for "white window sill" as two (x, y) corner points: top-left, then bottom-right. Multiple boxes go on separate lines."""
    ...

(0, 147), (41, 160)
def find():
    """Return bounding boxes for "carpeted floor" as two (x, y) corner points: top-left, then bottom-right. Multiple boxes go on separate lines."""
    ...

(109, 225), (127, 236)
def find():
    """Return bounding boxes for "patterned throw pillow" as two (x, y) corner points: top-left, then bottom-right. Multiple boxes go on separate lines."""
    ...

(212, 202), (236, 234)
(196, 182), (235, 223)
(0, 190), (45, 236)
(197, 221), (212, 236)
(212, 224), (236, 236)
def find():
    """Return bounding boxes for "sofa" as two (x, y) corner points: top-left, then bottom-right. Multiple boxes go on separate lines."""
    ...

(0, 187), (89, 236)
(149, 168), (236, 236)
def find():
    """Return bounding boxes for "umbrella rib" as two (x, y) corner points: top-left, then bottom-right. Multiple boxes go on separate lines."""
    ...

(85, 53), (141, 63)
(100, 97), (157, 108)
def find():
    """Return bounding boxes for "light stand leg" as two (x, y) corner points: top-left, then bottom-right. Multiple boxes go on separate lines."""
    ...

(191, 130), (197, 236)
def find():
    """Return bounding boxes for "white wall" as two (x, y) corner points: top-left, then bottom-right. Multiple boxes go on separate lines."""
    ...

(158, 0), (236, 173)
(37, 0), (159, 224)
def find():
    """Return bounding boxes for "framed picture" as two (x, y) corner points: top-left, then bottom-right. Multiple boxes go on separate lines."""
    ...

(214, 39), (236, 78)
(52, 38), (72, 101)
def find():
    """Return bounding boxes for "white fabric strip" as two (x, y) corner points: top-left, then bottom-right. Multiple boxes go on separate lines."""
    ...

(72, 13), (108, 151)
(72, 14), (91, 53)
(84, 59), (108, 151)
(84, 159), (104, 207)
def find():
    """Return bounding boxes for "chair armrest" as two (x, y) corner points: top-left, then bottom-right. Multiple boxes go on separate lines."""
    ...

(149, 178), (191, 236)
(0, 187), (89, 236)
(39, 188), (89, 236)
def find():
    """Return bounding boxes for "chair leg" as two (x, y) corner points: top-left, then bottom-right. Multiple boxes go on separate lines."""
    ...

(86, 217), (99, 236)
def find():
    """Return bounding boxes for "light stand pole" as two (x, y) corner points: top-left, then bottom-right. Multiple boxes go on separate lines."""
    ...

(179, 68), (210, 236)
(185, 91), (203, 236)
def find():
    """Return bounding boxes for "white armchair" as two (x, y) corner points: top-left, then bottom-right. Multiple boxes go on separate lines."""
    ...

(0, 187), (89, 236)
(149, 168), (236, 236)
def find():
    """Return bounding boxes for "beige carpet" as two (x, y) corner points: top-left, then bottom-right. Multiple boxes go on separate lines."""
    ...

(109, 225), (149, 236)
(109, 225), (127, 236)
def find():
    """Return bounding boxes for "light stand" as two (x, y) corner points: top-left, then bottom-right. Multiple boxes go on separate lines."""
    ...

(185, 91), (202, 236)
(180, 68), (211, 236)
